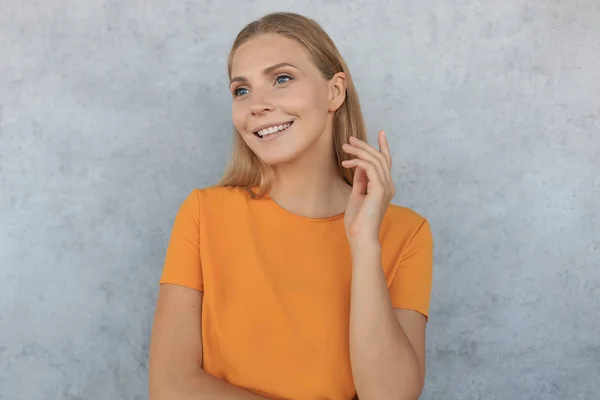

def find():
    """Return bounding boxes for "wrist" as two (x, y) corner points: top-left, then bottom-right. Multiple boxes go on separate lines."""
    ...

(349, 238), (381, 257)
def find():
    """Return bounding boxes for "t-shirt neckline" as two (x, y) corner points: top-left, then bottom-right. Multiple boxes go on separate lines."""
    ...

(264, 194), (345, 223)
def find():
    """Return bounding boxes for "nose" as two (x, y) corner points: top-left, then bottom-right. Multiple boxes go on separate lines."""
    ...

(249, 90), (275, 116)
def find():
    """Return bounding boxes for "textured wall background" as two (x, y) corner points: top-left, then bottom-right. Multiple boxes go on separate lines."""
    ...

(1, 0), (599, 399)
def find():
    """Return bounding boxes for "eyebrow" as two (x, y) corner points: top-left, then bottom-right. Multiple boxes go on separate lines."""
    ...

(229, 62), (299, 85)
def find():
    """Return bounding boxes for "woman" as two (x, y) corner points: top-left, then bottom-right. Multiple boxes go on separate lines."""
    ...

(149, 11), (433, 400)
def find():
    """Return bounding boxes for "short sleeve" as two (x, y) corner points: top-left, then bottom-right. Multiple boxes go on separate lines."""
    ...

(388, 219), (433, 318)
(159, 189), (204, 291)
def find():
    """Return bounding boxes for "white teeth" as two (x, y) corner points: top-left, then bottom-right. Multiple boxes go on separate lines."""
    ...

(256, 122), (292, 137)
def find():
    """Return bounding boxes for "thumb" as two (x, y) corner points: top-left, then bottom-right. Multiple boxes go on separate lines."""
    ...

(351, 166), (368, 197)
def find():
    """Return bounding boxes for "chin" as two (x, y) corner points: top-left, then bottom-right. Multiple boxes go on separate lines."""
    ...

(257, 150), (301, 166)
(242, 140), (302, 167)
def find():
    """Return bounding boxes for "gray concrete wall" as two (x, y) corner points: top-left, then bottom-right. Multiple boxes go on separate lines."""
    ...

(1, 1), (599, 399)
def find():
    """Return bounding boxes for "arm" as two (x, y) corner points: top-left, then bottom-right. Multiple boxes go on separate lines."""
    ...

(341, 131), (431, 400)
(148, 284), (271, 400)
(348, 243), (426, 400)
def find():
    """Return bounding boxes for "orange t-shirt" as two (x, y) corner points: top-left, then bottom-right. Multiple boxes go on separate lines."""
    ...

(159, 185), (433, 400)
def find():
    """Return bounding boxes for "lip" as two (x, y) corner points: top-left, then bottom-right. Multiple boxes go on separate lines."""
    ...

(250, 120), (294, 134)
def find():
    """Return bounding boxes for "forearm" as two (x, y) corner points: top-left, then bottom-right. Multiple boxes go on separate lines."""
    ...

(348, 242), (422, 400)
(151, 368), (271, 400)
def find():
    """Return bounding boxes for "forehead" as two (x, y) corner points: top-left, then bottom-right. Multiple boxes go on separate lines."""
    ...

(230, 34), (312, 76)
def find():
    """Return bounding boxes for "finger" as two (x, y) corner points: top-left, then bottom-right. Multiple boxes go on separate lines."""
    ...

(350, 165), (368, 197)
(349, 136), (389, 170)
(342, 143), (386, 184)
(376, 131), (395, 197)
(349, 136), (392, 187)
(341, 159), (384, 195)
(378, 130), (392, 169)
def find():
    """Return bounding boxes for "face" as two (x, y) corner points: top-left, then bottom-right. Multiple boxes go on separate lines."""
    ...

(229, 34), (345, 166)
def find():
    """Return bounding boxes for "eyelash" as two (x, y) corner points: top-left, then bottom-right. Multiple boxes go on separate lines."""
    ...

(233, 74), (294, 97)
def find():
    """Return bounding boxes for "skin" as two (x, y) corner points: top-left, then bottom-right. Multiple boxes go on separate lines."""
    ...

(343, 134), (427, 399)
(230, 33), (353, 218)
(149, 33), (427, 400)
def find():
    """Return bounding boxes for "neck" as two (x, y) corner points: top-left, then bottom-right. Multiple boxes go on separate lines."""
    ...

(268, 127), (352, 219)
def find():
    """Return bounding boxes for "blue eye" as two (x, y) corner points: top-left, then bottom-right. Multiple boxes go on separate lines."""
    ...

(234, 87), (249, 96)
(276, 75), (293, 84)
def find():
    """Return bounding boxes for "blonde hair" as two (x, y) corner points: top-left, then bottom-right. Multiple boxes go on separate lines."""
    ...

(217, 12), (367, 198)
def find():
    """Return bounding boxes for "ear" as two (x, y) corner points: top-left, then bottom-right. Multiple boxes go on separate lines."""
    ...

(327, 72), (347, 112)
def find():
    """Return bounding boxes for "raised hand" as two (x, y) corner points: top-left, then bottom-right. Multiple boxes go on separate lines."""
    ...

(341, 130), (395, 248)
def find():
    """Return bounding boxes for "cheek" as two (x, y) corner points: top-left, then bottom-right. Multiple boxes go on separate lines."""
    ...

(231, 102), (247, 132)
(284, 83), (328, 117)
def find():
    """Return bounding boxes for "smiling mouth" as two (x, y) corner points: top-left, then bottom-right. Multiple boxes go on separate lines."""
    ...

(253, 121), (294, 138)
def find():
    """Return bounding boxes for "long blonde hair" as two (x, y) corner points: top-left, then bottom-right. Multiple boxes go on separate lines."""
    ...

(218, 12), (367, 199)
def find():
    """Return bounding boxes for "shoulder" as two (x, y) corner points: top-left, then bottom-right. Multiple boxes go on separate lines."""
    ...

(384, 203), (429, 231)
(385, 203), (427, 224)
(184, 185), (251, 204)
(179, 185), (254, 217)
(381, 203), (432, 249)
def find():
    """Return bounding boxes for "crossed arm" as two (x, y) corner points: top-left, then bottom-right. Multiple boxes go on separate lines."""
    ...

(149, 247), (426, 400)
(349, 242), (426, 400)
(148, 286), (270, 400)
